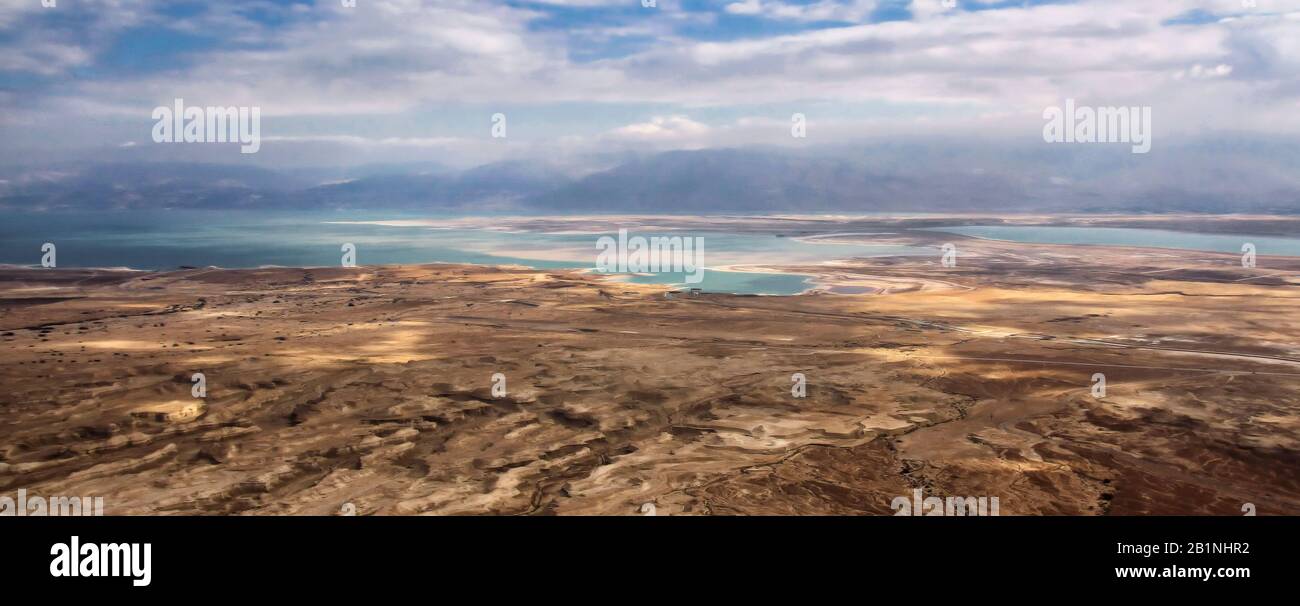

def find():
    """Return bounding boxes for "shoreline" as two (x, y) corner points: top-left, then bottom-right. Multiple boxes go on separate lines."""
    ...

(3, 252), (1298, 515)
(9, 213), (1300, 298)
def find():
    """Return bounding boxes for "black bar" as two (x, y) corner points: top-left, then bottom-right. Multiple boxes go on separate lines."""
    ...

(3, 516), (1291, 596)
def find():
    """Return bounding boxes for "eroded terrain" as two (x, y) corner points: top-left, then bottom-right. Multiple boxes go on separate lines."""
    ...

(2, 224), (1299, 515)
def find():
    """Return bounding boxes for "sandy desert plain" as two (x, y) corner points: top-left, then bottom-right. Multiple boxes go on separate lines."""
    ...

(2, 214), (1299, 515)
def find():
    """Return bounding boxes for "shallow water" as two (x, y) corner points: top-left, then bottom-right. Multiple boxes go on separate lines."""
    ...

(8, 212), (1300, 294)
(931, 225), (1300, 256)
(0, 211), (926, 295)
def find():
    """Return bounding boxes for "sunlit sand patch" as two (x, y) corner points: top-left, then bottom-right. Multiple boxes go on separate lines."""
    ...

(1253, 413), (1299, 428)
(4, 237), (1299, 515)
(857, 413), (915, 433)
(851, 348), (916, 363)
(180, 354), (241, 365)
(106, 303), (171, 310)
(0, 286), (73, 294)
(78, 339), (167, 351)
(271, 331), (443, 365)
(349, 328), (446, 363)
(701, 407), (869, 445)
(130, 400), (206, 424)
(964, 427), (1050, 463)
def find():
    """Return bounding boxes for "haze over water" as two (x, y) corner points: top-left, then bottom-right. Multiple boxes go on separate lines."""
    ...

(934, 225), (1300, 257)
(10, 212), (1300, 295)
(0, 211), (927, 295)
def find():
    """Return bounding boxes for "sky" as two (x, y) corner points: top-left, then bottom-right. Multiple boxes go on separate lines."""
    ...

(1, 0), (1298, 170)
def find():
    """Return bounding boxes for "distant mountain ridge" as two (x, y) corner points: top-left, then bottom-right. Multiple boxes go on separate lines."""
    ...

(3, 140), (1298, 214)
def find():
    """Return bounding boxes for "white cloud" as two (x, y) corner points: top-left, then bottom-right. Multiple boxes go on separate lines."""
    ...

(724, 0), (878, 22)
(609, 115), (710, 140)
(0, 0), (147, 75)
(261, 135), (463, 147)
(4, 0), (1300, 166)
(1174, 63), (1235, 79)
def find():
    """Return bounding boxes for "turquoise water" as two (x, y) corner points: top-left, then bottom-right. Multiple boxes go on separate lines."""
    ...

(619, 270), (812, 295)
(0, 211), (576, 270)
(932, 225), (1300, 256)
(0, 211), (924, 295)
(9, 212), (1299, 294)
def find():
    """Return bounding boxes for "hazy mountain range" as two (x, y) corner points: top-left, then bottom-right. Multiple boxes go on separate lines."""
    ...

(4, 139), (1299, 215)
